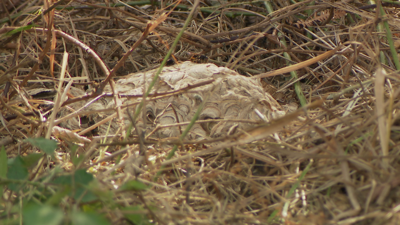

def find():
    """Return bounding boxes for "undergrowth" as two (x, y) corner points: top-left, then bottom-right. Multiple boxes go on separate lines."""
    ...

(2, 0), (400, 224)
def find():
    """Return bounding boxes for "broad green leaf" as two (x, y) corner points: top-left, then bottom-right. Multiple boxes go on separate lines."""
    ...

(122, 206), (151, 225)
(0, 147), (6, 178)
(7, 155), (28, 191)
(0, 147), (6, 197)
(25, 138), (58, 155)
(51, 170), (97, 203)
(81, 202), (103, 213)
(52, 174), (73, 185)
(22, 153), (43, 168)
(70, 144), (84, 166)
(71, 211), (110, 225)
(74, 169), (93, 186)
(119, 180), (148, 191)
(46, 186), (71, 206)
(23, 203), (64, 225)
(7, 156), (28, 180)
(74, 187), (98, 203)
(72, 154), (85, 167)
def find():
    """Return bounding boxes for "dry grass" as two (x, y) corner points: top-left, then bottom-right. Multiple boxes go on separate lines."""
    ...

(2, 0), (400, 224)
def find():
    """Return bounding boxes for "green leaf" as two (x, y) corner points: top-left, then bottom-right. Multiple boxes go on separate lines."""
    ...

(23, 203), (64, 225)
(122, 206), (150, 225)
(81, 202), (104, 213)
(72, 154), (85, 167)
(71, 211), (110, 225)
(119, 180), (148, 191)
(52, 170), (97, 203)
(0, 147), (7, 197)
(4, 24), (36, 36)
(86, 181), (115, 207)
(70, 144), (85, 166)
(52, 174), (73, 185)
(25, 138), (58, 155)
(74, 169), (93, 186)
(73, 169), (96, 202)
(7, 156), (28, 180)
(46, 186), (71, 206)
(22, 153), (44, 168)
(7, 155), (28, 191)
(74, 187), (98, 203)
(0, 147), (7, 178)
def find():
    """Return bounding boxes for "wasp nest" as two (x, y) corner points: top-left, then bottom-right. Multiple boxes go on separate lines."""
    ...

(63, 61), (284, 140)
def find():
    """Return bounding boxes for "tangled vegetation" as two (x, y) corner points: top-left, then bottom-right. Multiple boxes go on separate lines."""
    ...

(1, 0), (400, 224)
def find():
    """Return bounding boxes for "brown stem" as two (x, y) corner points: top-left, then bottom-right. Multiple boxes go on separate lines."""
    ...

(96, 23), (152, 93)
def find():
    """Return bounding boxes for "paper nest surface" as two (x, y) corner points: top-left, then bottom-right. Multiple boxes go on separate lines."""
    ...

(61, 61), (285, 140)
